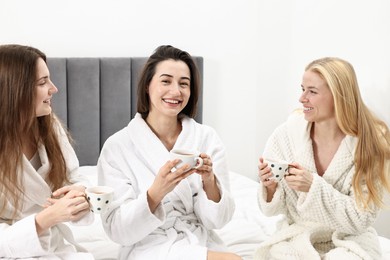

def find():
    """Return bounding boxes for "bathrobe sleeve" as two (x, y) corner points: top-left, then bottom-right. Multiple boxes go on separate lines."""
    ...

(0, 215), (52, 258)
(192, 125), (235, 229)
(195, 178), (235, 229)
(97, 132), (166, 246)
(257, 123), (289, 216)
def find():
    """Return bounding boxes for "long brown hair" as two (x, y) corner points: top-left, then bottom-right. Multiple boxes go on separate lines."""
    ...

(306, 57), (390, 209)
(137, 45), (200, 119)
(0, 44), (70, 216)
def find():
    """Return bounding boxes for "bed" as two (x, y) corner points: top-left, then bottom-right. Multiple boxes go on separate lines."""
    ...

(46, 57), (390, 259)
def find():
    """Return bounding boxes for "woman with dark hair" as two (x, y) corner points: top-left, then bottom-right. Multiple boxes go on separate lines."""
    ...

(0, 44), (93, 259)
(98, 45), (240, 259)
(256, 57), (390, 259)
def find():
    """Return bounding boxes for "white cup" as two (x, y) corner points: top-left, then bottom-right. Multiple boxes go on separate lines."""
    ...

(85, 186), (114, 214)
(264, 159), (290, 182)
(170, 149), (204, 171)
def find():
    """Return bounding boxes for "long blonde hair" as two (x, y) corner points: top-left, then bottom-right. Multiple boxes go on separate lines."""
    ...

(0, 44), (70, 217)
(306, 57), (390, 209)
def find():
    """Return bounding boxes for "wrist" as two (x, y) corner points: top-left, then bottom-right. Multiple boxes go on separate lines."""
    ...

(147, 186), (164, 202)
(147, 188), (163, 213)
(35, 208), (57, 235)
(202, 173), (216, 186)
(265, 185), (277, 194)
(202, 174), (221, 202)
(265, 185), (277, 202)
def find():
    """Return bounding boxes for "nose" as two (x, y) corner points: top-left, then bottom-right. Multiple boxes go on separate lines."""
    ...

(49, 81), (58, 95)
(169, 82), (181, 95)
(299, 91), (308, 103)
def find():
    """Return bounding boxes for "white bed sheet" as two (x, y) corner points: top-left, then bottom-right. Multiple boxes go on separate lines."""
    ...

(70, 166), (390, 260)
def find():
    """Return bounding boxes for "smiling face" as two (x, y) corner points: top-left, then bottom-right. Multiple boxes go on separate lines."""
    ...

(147, 59), (191, 119)
(299, 70), (335, 123)
(35, 58), (58, 117)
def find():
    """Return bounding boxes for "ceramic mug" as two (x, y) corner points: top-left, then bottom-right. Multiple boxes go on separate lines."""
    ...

(85, 186), (114, 214)
(264, 159), (290, 182)
(170, 149), (204, 172)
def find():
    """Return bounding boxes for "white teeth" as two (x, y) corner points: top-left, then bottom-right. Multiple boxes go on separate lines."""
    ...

(304, 107), (313, 111)
(164, 99), (179, 104)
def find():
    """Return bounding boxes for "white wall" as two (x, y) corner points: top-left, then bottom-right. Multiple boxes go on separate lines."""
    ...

(1, 0), (261, 180)
(1, 0), (389, 180)
(2, 0), (390, 239)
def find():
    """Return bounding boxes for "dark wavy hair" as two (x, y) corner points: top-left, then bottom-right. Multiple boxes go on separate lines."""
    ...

(137, 45), (200, 119)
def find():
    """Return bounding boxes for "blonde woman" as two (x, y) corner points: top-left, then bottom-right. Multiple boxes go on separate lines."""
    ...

(256, 57), (390, 259)
(0, 44), (93, 259)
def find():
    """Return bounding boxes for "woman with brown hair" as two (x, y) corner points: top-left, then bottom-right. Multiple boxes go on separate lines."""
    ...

(0, 44), (93, 259)
(98, 45), (240, 259)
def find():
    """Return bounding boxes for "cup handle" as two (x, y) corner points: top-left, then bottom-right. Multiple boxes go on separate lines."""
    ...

(194, 157), (204, 169)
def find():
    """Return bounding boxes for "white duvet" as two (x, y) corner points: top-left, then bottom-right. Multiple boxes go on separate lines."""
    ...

(68, 167), (390, 260)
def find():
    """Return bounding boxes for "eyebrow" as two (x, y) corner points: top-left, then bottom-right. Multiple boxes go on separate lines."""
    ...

(301, 84), (318, 90)
(159, 74), (190, 81)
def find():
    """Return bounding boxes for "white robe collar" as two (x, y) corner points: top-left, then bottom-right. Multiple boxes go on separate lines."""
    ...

(287, 112), (357, 187)
(126, 113), (197, 206)
(21, 143), (52, 208)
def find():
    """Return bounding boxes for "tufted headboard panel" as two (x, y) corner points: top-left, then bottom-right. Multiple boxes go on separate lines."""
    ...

(47, 57), (203, 166)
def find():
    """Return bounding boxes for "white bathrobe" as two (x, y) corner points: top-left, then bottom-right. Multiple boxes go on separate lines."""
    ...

(0, 119), (94, 260)
(255, 111), (382, 260)
(98, 113), (235, 260)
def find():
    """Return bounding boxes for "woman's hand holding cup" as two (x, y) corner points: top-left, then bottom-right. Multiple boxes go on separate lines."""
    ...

(169, 149), (204, 172)
(147, 157), (196, 213)
(258, 158), (280, 194)
(284, 162), (313, 192)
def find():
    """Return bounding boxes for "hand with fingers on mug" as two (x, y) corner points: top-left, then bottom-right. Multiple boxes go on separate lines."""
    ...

(147, 159), (197, 213)
(258, 157), (279, 202)
(196, 153), (215, 182)
(284, 162), (313, 192)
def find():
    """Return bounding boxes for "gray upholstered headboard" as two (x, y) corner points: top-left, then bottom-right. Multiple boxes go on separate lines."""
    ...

(47, 57), (203, 166)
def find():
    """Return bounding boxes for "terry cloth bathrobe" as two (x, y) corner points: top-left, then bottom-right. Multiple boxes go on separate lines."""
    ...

(0, 119), (94, 260)
(98, 113), (235, 260)
(255, 112), (382, 260)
